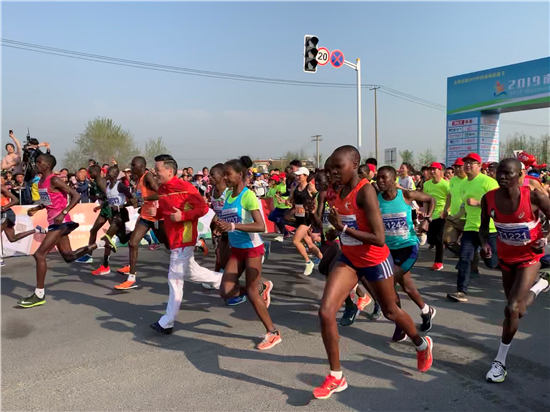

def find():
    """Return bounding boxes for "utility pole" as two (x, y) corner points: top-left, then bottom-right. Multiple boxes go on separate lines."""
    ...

(370, 86), (380, 161)
(311, 135), (323, 167)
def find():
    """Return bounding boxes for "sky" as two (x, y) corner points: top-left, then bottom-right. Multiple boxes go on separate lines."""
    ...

(2, 1), (549, 170)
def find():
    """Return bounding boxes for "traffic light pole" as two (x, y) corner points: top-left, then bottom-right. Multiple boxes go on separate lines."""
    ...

(344, 58), (362, 150)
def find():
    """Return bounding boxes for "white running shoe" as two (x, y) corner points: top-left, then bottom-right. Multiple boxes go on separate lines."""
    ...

(202, 283), (216, 290)
(274, 235), (284, 242)
(304, 261), (315, 276)
(419, 233), (427, 246)
(486, 361), (507, 383)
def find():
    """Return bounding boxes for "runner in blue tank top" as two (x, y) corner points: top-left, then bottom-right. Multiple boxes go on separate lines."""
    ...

(376, 166), (437, 338)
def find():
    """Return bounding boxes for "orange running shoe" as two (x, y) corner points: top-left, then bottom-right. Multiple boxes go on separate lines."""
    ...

(91, 265), (110, 276)
(114, 279), (138, 290)
(417, 336), (434, 372)
(256, 331), (281, 350)
(117, 265), (130, 275)
(262, 281), (273, 308)
(357, 295), (372, 311)
(313, 375), (348, 399)
(199, 238), (209, 256)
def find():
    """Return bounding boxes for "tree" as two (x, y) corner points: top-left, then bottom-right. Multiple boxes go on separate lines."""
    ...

(399, 150), (414, 165)
(143, 137), (169, 168)
(417, 148), (436, 168)
(63, 118), (139, 170)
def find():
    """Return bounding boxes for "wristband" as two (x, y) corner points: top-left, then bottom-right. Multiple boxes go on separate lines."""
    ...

(342, 224), (348, 233)
(230, 223), (236, 232)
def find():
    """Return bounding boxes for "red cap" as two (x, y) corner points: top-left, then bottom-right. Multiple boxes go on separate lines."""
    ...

(462, 153), (482, 163)
(270, 175), (280, 182)
(428, 162), (442, 170)
(482, 162), (490, 170)
(452, 158), (464, 166)
(367, 164), (376, 173)
(518, 151), (536, 167)
(279, 172), (286, 179)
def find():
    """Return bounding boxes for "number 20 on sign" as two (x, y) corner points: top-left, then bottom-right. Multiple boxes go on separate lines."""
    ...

(316, 47), (330, 66)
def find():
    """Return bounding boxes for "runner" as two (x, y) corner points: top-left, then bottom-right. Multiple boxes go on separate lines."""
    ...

(217, 156), (279, 350)
(16, 154), (109, 308)
(208, 163), (231, 273)
(376, 166), (437, 338)
(442, 158), (467, 256)
(480, 158), (550, 382)
(149, 154), (222, 334)
(267, 175), (291, 242)
(90, 165), (134, 276)
(422, 162), (450, 271)
(314, 146), (433, 399)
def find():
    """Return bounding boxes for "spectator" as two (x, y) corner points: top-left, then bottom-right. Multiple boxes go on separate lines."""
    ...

(75, 168), (90, 203)
(122, 168), (133, 188)
(88, 159), (97, 167)
(2, 131), (23, 174)
(252, 173), (268, 197)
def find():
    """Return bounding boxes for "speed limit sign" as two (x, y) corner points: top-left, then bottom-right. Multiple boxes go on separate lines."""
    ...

(316, 47), (330, 66)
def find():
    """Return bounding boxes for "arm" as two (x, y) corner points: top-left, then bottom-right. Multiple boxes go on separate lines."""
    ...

(118, 182), (133, 200)
(234, 209), (265, 233)
(51, 176), (81, 224)
(405, 190), (435, 219)
(10, 132), (23, 157)
(180, 191), (209, 221)
(442, 192), (452, 219)
(479, 195), (492, 255)
(144, 173), (159, 201)
(1, 186), (19, 210)
(529, 179), (548, 196)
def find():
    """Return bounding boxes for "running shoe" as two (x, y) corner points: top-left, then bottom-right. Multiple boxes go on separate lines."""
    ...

(256, 331), (282, 350)
(304, 261), (315, 276)
(114, 279), (138, 290)
(17, 293), (45, 308)
(540, 272), (550, 293)
(274, 235), (284, 242)
(419, 233), (427, 246)
(431, 262), (444, 271)
(447, 291), (468, 302)
(313, 375), (348, 399)
(417, 336), (433, 372)
(117, 266), (130, 275)
(149, 321), (173, 335)
(91, 265), (111, 276)
(312, 257), (321, 265)
(0, 258), (5, 267)
(486, 360), (507, 383)
(340, 305), (359, 326)
(420, 306), (436, 332)
(35, 225), (48, 234)
(264, 241), (271, 260)
(202, 283), (216, 290)
(76, 254), (93, 264)
(262, 280), (273, 308)
(226, 295), (247, 306)
(103, 234), (118, 253)
(371, 301), (382, 320)
(391, 325), (407, 342)
(357, 295), (372, 311)
(149, 244), (160, 251)
(198, 238), (209, 256)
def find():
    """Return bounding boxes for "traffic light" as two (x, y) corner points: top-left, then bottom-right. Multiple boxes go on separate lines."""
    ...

(303, 35), (319, 73)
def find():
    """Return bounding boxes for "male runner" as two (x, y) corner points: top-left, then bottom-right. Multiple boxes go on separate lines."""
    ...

(441, 158), (467, 256)
(480, 158), (550, 382)
(314, 146), (433, 399)
(16, 154), (110, 308)
(376, 166), (437, 337)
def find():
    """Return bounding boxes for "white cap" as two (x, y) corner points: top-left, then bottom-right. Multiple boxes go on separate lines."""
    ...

(294, 167), (310, 176)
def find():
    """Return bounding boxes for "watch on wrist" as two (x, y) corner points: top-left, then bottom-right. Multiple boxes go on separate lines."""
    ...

(62, 209), (68, 215)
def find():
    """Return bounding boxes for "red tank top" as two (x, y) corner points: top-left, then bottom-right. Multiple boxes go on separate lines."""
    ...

(333, 179), (389, 267)
(485, 186), (543, 264)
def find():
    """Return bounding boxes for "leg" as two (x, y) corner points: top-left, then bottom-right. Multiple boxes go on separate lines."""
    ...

(482, 233), (500, 269)
(455, 231), (477, 294)
(128, 222), (150, 273)
(153, 221), (170, 250)
(181, 246), (223, 288)
(57, 231), (97, 263)
(394, 266), (425, 310)
(434, 218), (445, 264)
(158, 248), (185, 329)
(33, 230), (67, 288)
(215, 235), (231, 272)
(88, 214), (107, 245)
(219, 257), (246, 299)
(318, 242), (341, 277)
(292, 225), (313, 262)
(3, 226), (36, 243)
(303, 232), (323, 259)
(244, 256), (275, 332)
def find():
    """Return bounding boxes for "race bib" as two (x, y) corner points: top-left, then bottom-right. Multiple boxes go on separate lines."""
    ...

(108, 197), (120, 206)
(38, 189), (52, 206)
(295, 204), (306, 218)
(211, 200), (225, 216)
(339, 214), (363, 246)
(134, 190), (144, 207)
(220, 207), (241, 224)
(382, 212), (409, 237)
(496, 224), (532, 246)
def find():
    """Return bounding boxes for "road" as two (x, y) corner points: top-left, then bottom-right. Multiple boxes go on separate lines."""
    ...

(2, 237), (549, 411)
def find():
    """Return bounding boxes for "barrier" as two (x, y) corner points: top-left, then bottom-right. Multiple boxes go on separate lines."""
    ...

(2, 199), (277, 257)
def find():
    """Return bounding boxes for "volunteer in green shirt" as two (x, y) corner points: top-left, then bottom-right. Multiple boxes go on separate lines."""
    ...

(447, 152), (499, 303)
(423, 162), (450, 271)
(267, 175), (290, 242)
(442, 158), (468, 255)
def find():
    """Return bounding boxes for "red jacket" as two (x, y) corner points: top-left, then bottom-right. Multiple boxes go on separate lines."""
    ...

(156, 177), (209, 249)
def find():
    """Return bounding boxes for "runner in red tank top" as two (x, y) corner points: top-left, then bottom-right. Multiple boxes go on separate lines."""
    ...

(480, 158), (550, 383)
(313, 146), (433, 400)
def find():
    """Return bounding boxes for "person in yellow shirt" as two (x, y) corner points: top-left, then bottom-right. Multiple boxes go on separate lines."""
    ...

(423, 162), (450, 271)
(442, 158), (467, 255)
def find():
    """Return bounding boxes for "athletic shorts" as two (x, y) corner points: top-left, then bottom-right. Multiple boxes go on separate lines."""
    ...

(338, 253), (394, 282)
(295, 216), (311, 227)
(48, 221), (79, 234)
(1, 209), (16, 228)
(99, 206), (112, 219)
(390, 244), (419, 273)
(499, 258), (541, 272)
(230, 244), (265, 260)
(137, 217), (156, 230)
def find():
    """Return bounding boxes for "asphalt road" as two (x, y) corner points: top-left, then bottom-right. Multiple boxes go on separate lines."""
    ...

(2, 238), (549, 411)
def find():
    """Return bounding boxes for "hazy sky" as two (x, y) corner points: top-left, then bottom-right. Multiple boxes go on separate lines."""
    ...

(2, 1), (549, 169)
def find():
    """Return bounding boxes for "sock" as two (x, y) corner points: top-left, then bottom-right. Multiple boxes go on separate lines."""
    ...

(128, 274), (136, 282)
(421, 304), (430, 315)
(330, 370), (343, 379)
(415, 338), (428, 351)
(103, 255), (110, 268)
(495, 341), (510, 366)
(96, 240), (106, 248)
(305, 260), (311, 265)
(35, 288), (45, 299)
(530, 278), (549, 297)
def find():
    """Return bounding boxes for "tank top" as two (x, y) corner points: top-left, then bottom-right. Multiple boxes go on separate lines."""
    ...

(38, 174), (71, 225)
(378, 190), (418, 250)
(220, 187), (263, 249)
(1, 194), (9, 207)
(106, 180), (126, 207)
(211, 187), (229, 216)
(485, 186), (543, 264)
(333, 179), (389, 267)
(136, 171), (157, 221)
(294, 183), (313, 218)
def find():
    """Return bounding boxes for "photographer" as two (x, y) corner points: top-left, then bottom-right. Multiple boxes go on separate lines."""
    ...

(21, 132), (51, 183)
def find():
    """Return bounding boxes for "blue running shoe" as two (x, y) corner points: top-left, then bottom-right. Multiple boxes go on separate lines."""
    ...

(76, 254), (93, 264)
(312, 257), (321, 265)
(226, 295), (247, 306)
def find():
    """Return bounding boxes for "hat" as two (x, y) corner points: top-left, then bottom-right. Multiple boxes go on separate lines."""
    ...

(462, 153), (482, 163)
(255, 173), (262, 177)
(428, 162), (443, 170)
(279, 172), (286, 179)
(481, 162), (490, 170)
(294, 167), (310, 176)
(270, 175), (280, 182)
(452, 158), (464, 166)
(367, 164), (376, 173)
(517, 151), (537, 168)
(123, 168), (131, 172)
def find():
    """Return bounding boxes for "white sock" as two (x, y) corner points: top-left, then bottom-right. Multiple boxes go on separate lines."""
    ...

(96, 240), (106, 248)
(530, 278), (549, 297)
(330, 370), (343, 379)
(420, 304), (430, 315)
(35, 288), (45, 299)
(128, 274), (136, 282)
(495, 341), (510, 366)
(416, 338), (427, 351)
